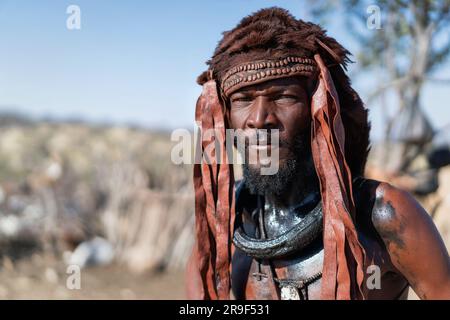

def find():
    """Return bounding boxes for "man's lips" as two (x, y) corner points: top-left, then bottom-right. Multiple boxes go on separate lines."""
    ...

(238, 132), (285, 150)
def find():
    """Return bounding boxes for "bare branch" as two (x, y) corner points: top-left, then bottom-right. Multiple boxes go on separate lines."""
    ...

(365, 76), (411, 104)
(426, 77), (450, 85)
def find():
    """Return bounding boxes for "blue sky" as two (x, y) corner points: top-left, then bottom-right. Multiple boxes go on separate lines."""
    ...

(0, 0), (448, 139)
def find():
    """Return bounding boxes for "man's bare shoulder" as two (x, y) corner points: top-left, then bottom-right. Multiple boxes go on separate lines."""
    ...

(369, 181), (427, 243)
(365, 180), (426, 249)
(365, 179), (450, 299)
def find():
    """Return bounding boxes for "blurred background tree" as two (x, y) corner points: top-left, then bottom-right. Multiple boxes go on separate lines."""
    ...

(310, 0), (450, 173)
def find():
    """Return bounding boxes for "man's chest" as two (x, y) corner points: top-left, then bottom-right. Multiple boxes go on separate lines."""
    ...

(241, 200), (326, 300)
(233, 237), (408, 300)
(243, 242), (324, 300)
(232, 180), (409, 300)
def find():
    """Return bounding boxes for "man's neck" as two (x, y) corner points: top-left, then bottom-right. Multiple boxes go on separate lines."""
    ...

(265, 171), (319, 209)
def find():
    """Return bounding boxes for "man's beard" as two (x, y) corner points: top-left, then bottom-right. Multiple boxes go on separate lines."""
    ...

(242, 130), (317, 198)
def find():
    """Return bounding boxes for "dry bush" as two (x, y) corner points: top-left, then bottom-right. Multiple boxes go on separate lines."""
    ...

(0, 122), (194, 272)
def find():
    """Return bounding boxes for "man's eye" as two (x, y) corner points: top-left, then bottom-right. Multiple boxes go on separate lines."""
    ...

(233, 97), (252, 102)
(275, 95), (298, 103)
(231, 97), (253, 107)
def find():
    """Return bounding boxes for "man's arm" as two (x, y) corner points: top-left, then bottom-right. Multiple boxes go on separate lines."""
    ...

(372, 182), (450, 299)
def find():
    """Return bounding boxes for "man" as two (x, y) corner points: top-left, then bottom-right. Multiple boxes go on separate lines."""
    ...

(187, 7), (450, 300)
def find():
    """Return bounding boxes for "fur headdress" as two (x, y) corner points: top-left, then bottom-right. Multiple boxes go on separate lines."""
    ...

(193, 7), (371, 300)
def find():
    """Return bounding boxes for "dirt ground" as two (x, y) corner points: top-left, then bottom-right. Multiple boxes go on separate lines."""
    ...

(0, 254), (186, 299)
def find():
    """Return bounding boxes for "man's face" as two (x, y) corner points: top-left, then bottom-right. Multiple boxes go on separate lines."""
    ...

(228, 77), (311, 169)
(227, 77), (313, 196)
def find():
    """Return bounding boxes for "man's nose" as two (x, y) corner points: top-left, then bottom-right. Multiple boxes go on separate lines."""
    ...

(246, 97), (278, 130)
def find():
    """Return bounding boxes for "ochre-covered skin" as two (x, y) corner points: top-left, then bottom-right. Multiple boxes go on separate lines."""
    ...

(186, 76), (450, 300)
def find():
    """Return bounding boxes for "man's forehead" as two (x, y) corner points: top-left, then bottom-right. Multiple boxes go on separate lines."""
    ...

(231, 77), (308, 96)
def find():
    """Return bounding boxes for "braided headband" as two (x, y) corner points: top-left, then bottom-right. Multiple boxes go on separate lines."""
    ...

(220, 56), (317, 97)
